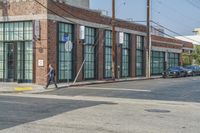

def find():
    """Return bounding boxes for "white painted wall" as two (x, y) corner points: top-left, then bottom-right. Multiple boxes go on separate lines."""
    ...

(175, 35), (200, 46)
(64, 0), (90, 8)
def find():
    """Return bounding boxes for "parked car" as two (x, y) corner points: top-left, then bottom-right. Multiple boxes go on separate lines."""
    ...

(182, 67), (194, 76)
(184, 66), (200, 76)
(162, 66), (187, 78)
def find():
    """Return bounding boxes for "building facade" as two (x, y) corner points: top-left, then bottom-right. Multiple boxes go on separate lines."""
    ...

(0, 0), (193, 85)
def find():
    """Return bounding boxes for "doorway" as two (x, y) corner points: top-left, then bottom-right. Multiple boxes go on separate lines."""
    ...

(5, 43), (17, 82)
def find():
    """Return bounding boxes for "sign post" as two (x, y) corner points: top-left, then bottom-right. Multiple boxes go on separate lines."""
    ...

(65, 40), (73, 87)
(63, 33), (73, 87)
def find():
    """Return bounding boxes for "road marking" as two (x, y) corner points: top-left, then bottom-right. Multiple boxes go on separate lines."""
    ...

(15, 87), (32, 91)
(71, 87), (151, 92)
(0, 100), (31, 105)
(78, 87), (152, 92)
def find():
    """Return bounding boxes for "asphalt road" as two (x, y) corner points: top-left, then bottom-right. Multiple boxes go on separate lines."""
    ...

(1, 76), (200, 133)
(41, 76), (200, 103)
(0, 96), (107, 131)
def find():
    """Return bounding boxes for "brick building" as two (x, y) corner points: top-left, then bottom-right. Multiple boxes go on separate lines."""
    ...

(0, 0), (193, 85)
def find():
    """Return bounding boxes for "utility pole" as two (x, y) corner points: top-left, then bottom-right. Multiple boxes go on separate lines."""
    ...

(146, 0), (151, 78)
(112, 0), (116, 79)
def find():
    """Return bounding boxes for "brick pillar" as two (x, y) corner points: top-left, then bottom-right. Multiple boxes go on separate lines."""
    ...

(165, 52), (168, 70)
(116, 32), (121, 79)
(35, 20), (48, 85)
(97, 29), (104, 80)
(130, 34), (136, 77)
(144, 36), (147, 77)
(47, 20), (58, 81)
(74, 24), (83, 82)
(179, 53), (182, 66)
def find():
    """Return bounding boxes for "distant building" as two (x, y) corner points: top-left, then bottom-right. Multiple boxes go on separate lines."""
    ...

(0, 0), (193, 84)
(193, 28), (200, 35)
(151, 26), (165, 37)
(175, 28), (200, 46)
(55, 0), (90, 8)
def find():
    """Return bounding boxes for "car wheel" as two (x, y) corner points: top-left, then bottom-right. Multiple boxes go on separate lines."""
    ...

(192, 72), (195, 76)
(175, 73), (180, 78)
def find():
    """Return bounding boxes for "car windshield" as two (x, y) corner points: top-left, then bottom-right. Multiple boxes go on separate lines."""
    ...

(167, 67), (180, 71)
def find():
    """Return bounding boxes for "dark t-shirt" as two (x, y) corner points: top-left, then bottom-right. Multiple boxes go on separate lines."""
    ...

(48, 67), (55, 79)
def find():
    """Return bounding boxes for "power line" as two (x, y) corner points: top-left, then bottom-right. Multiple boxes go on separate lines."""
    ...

(151, 8), (194, 33)
(186, 0), (200, 11)
(34, 0), (114, 82)
(156, 0), (200, 23)
(152, 21), (200, 44)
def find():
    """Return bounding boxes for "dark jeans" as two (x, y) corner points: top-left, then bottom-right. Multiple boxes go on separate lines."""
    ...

(46, 77), (58, 88)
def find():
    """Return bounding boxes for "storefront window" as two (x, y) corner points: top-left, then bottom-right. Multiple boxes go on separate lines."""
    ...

(121, 33), (130, 77)
(104, 30), (112, 78)
(136, 36), (144, 77)
(168, 52), (179, 67)
(151, 51), (165, 75)
(58, 23), (73, 81)
(0, 21), (33, 82)
(0, 42), (3, 79)
(84, 27), (96, 79)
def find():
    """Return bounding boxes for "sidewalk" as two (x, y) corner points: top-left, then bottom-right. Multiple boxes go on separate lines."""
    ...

(0, 76), (161, 94)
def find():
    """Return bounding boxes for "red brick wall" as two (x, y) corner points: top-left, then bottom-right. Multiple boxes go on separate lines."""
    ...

(34, 20), (48, 85)
(74, 24), (83, 82)
(0, 0), (47, 16)
(97, 29), (104, 80)
(47, 20), (58, 81)
(116, 32), (121, 78)
(47, 0), (146, 33)
(130, 34), (136, 77)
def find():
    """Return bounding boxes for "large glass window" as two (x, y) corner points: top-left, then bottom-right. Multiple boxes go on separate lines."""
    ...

(84, 27), (96, 79)
(151, 51), (165, 75)
(0, 21), (33, 82)
(58, 23), (74, 82)
(121, 33), (130, 77)
(168, 52), (179, 67)
(3, 22), (32, 41)
(0, 42), (3, 79)
(104, 30), (112, 78)
(136, 36), (144, 77)
(0, 23), (3, 41)
(16, 42), (33, 82)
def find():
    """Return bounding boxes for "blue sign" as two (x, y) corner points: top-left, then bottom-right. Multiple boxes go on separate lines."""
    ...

(62, 34), (70, 42)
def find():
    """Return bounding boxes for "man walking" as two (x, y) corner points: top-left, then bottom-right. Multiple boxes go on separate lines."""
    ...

(44, 64), (58, 89)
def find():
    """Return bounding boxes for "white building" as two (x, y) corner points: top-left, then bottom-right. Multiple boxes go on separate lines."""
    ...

(63, 0), (90, 8)
(175, 28), (200, 46)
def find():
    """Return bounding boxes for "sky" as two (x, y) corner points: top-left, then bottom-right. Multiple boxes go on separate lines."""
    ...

(90, 0), (200, 36)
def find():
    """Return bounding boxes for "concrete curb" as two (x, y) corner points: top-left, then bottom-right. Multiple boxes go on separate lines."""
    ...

(58, 76), (162, 89)
(0, 76), (162, 94)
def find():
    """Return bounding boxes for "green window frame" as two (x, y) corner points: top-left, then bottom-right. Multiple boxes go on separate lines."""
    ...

(0, 42), (4, 79)
(58, 23), (74, 82)
(3, 22), (32, 41)
(104, 30), (112, 78)
(168, 52), (179, 67)
(0, 21), (33, 82)
(84, 27), (96, 79)
(151, 51), (165, 75)
(121, 33), (130, 77)
(136, 35), (144, 77)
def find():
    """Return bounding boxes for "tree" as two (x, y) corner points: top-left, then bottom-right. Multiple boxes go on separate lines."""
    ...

(181, 53), (192, 66)
(192, 45), (200, 65)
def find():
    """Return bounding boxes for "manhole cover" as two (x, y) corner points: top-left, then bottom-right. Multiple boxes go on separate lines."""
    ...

(145, 109), (171, 113)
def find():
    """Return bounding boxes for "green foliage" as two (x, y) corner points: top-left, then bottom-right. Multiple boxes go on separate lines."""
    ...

(182, 53), (192, 66)
(192, 46), (200, 65)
